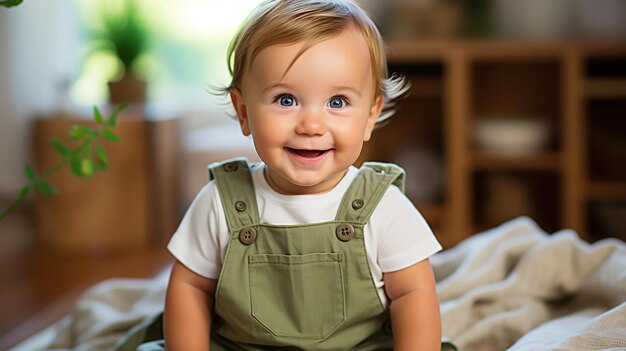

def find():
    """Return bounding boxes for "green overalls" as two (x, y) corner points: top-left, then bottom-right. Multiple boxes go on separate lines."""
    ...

(115, 159), (456, 351)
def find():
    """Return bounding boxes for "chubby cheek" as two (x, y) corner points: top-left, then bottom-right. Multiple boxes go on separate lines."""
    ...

(331, 119), (369, 157)
(337, 134), (365, 156)
(248, 112), (290, 153)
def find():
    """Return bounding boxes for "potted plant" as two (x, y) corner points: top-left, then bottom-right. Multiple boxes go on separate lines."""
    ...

(1, 0), (129, 223)
(88, 0), (149, 104)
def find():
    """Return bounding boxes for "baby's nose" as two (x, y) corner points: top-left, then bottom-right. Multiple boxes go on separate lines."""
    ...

(295, 108), (327, 136)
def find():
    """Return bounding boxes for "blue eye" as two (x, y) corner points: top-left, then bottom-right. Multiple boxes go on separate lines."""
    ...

(278, 95), (295, 107)
(328, 96), (347, 109)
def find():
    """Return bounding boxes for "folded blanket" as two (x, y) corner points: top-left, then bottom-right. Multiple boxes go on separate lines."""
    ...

(46, 217), (626, 351)
(47, 271), (170, 351)
(433, 217), (626, 350)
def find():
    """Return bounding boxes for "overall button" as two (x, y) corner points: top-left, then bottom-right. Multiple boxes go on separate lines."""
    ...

(351, 199), (364, 210)
(239, 227), (256, 245)
(234, 201), (247, 212)
(224, 163), (238, 172)
(336, 224), (355, 242)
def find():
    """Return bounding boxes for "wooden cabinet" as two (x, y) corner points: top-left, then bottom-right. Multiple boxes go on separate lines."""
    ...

(360, 40), (626, 248)
(33, 107), (180, 254)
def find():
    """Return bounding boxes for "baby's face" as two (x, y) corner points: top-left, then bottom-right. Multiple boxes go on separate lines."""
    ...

(231, 25), (383, 195)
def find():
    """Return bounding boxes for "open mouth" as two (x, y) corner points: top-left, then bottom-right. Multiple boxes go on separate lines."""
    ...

(286, 147), (330, 158)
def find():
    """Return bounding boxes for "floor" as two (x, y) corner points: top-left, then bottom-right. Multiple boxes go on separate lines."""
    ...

(0, 205), (173, 350)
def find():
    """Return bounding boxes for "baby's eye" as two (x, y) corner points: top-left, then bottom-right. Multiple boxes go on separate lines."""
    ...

(327, 96), (349, 109)
(275, 94), (296, 107)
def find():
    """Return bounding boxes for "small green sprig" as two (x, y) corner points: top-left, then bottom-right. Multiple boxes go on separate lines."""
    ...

(0, 103), (127, 222)
(0, 0), (24, 8)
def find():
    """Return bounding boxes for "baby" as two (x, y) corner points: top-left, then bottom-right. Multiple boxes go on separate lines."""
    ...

(116, 0), (446, 350)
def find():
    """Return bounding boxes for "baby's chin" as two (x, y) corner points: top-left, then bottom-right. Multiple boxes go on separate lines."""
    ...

(272, 169), (348, 195)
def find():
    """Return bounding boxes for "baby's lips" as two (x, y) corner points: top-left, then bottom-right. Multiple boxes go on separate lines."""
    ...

(289, 148), (326, 157)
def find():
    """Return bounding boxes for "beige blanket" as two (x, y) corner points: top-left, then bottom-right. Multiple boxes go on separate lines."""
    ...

(44, 217), (626, 351)
(434, 217), (626, 350)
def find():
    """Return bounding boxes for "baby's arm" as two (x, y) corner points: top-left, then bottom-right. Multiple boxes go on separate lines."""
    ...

(383, 258), (441, 351)
(164, 260), (217, 351)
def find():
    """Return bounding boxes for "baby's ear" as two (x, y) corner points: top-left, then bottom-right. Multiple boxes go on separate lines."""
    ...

(364, 95), (384, 141)
(230, 89), (250, 136)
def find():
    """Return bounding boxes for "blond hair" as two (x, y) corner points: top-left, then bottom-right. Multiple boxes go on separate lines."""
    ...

(220, 0), (408, 123)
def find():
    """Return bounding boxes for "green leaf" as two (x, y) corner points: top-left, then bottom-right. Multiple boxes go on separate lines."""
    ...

(107, 102), (128, 127)
(18, 186), (31, 196)
(93, 106), (104, 124)
(96, 145), (109, 166)
(52, 139), (70, 156)
(81, 158), (94, 176)
(71, 125), (98, 140)
(85, 144), (93, 159)
(36, 181), (57, 195)
(70, 155), (84, 177)
(24, 165), (36, 181)
(78, 125), (99, 137)
(0, 0), (24, 8)
(69, 125), (85, 140)
(102, 129), (121, 142)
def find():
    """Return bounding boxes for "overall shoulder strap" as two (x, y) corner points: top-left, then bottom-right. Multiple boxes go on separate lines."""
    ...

(208, 157), (260, 231)
(335, 162), (406, 224)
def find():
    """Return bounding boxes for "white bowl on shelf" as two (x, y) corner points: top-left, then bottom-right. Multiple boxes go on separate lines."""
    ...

(473, 117), (552, 156)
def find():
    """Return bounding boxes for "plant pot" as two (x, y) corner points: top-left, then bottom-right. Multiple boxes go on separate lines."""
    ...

(108, 73), (147, 105)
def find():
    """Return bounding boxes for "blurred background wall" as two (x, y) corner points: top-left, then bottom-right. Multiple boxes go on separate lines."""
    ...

(0, 0), (80, 195)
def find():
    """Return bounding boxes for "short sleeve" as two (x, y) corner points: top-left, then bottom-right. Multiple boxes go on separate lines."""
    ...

(167, 181), (228, 279)
(371, 185), (442, 273)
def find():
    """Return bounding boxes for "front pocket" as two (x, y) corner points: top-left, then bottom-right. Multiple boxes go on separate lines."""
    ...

(248, 252), (346, 340)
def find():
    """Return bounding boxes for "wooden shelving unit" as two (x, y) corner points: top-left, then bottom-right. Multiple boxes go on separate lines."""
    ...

(471, 151), (561, 172)
(361, 39), (626, 248)
(586, 78), (626, 98)
(587, 181), (626, 201)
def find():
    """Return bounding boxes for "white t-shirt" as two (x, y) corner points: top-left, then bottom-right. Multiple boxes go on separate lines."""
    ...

(168, 164), (442, 307)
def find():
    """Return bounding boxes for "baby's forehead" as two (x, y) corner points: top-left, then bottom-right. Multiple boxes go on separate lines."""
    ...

(247, 26), (375, 77)
(240, 29), (378, 96)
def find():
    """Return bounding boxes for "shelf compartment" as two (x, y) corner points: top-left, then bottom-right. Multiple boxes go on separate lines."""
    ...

(471, 151), (560, 172)
(473, 172), (560, 234)
(588, 201), (626, 241)
(586, 79), (626, 98)
(587, 181), (626, 201)
(472, 62), (560, 118)
(585, 57), (626, 78)
(389, 62), (444, 99)
(586, 100), (626, 181)
(362, 97), (444, 159)
(407, 77), (443, 98)
(471, 62), (561, 151)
